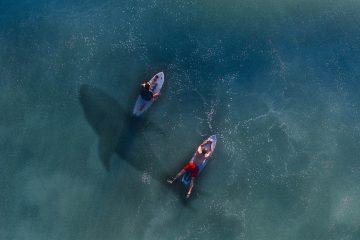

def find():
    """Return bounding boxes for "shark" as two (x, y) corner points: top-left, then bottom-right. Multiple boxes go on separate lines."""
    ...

(79, 84), (209, 205)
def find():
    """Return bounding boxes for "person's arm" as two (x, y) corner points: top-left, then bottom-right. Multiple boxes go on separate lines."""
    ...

(203, 140), (212, 146)
(167, 169), (185, 184)
(186, 177), (195, 198)
(153, 92), (161, 98)
(198, 140), (210, 153)
(200, 140), (211, 148)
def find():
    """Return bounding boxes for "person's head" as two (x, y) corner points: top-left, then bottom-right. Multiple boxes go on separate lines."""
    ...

(145, 83), (151, 90)
(201, 146), (208, 155)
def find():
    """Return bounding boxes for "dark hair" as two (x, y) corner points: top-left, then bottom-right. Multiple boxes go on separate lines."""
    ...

(201, 148), (207, 154)
(145, 83), (151, 90)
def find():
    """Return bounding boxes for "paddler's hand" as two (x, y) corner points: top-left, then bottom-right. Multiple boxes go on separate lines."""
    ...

(153, 93), (160, 99)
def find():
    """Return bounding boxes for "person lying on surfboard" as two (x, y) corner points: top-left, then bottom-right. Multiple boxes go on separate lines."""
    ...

(167, 141), (213, 198)
(141, 80), (160, 101)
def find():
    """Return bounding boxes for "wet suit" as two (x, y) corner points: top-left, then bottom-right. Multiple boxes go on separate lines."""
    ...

(141, 87), (153, 101)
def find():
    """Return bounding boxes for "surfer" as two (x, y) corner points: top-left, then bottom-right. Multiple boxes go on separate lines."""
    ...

(167, 140), (213, 198)
(133, 72), (164, 116)
(141, 80), (160, 101)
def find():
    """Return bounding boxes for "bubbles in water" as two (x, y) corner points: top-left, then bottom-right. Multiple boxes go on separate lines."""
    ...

(141, 171), (151, 185)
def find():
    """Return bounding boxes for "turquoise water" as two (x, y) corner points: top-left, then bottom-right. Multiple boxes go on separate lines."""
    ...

(1, 0), (360, 239)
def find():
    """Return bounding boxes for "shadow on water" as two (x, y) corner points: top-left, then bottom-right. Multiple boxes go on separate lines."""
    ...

(79, 84), (202, 207)
(79, 84), (157, 171)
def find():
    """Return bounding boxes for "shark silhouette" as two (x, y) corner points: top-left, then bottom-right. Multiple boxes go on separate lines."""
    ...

(79, 84), (162, 171)
(79, 84), (211, 205)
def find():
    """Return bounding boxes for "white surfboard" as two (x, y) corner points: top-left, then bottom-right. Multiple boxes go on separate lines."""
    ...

(182, 135), (217, 186)
(132, 72), (164, 116)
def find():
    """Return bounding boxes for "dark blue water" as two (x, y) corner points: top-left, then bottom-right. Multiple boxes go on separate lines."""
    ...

(1, 1), (360, 239)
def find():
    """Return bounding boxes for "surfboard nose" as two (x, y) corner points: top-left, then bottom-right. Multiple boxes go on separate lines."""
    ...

(210, 134), (217, 141)
(157, 72), (164, 79)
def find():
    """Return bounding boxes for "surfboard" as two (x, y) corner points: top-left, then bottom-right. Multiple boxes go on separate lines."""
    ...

(132, 72), (164, 116)
(182, 135), (217, 186)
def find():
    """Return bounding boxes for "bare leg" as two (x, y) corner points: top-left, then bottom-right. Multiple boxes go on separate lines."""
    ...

(186, 177), (195, 198)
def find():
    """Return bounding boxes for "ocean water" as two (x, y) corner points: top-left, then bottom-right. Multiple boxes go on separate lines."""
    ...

(1, 0), (360, 239)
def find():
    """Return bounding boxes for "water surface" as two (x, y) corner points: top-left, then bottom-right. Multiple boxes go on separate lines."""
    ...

(1, 1), (360, 239)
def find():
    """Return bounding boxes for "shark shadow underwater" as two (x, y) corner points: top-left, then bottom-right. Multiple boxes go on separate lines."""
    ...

(79, 84), (206, 205)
